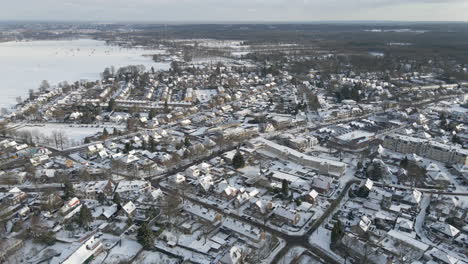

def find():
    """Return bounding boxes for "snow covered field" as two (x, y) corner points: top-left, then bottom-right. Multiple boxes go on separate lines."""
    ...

(0, 39), (170, 109)
(15, 123), (116, 147)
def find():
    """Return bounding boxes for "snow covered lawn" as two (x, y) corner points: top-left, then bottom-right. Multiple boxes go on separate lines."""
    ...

(15, 123), (108, 147)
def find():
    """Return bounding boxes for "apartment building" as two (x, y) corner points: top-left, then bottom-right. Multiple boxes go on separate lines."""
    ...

(383, 134), (468, 165)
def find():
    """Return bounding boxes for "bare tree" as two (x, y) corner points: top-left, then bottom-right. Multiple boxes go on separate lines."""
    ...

(39, 80), (50, 93)
(52, 130), (67, 150)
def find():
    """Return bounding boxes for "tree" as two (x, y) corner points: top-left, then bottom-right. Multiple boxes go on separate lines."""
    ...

(39, 80), (50, 93)
(162, 193), (181, 224)
(149, 136), (156, 152)
(367, 160), (384, 181)
(357, 161), (363, 171)
(102, 128), (109, 139)
(232, 151), (245, 169)
(148, 108), (157, 120)
(29, 89), (35, 100)
(126, 217), (133, 227)
(77, 204), (92, 228)
(356, 185), (370, 198)
(64, 181), (75, 200)
(34, 231), (56, 246)
(124, 142), (133, 153)
(107, 98), (116, 112)
(137, 223), (154, 249)
(400, 156), (409, 168)
(281, 179), (289, 197)
(452, 135), (462, 144)
(113, 193), (121, 205)
(97, 192), (106, 205)
(330, 220), (344, 248)
(80, 169), (91, 181)
(164, 100), (170, 114)
(184, 137), (191, 147)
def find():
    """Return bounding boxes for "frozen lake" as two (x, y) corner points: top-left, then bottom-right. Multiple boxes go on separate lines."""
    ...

(0, 39), (170, 110)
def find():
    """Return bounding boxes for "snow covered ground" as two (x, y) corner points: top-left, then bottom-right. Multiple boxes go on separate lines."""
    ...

(133, 250), (179, 264)
(15, 123), (114, 147)
(0, 39), (170, 109)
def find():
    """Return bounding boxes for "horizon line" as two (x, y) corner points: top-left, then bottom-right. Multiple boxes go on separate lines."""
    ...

(1, 19), (468, 25)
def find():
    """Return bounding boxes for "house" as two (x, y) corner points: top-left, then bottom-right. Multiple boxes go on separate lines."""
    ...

(250, 198), (273, 215)
(305, 189), (319, 204)
(0, 187), (27, 206)
(214, 180), (238, 200)
(311, 176), (332, 194)
(352, 215), (372, 236)
(379, 229), (430, 260)
(62, 236), (104, 264)
(424, 247), (462, 264)
(185, 165), (201, 178)
(114, 180), (152, 200)
(272, 207), (301, 226)
(120, 201), (136, 218)
(95, 204), (118, 220)
(198, 175), (214, 193)
(73, 180), (115, 200)
(60, 197), (81, 215)
(429, 222), (460, 241)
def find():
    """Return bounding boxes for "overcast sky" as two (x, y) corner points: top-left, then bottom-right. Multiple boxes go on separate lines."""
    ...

(2, 0), (467, 22)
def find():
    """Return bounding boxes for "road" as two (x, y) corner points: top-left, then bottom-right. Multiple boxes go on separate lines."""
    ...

(154, 178), (359, 264)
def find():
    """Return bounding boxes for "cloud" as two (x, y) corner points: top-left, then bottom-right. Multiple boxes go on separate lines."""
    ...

(1, 0), (467, 22)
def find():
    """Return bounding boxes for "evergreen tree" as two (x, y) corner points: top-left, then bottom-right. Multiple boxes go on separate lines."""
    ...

(330, 220), (344, 247)
(232, 151), (245, 169)
(164, 100), (170, 113)
(97, 192), (106, 205)
(184, 137), (191, 147)
(124, 142), (132, 153)
(34, 231), (56, 246)
(64, 181), (75, 200)
(400, 156), (409, 168)
(113, 193), (121, 205)
(357, 161), (363, 171)
(281, 179), (289, 197)
(77, 205), (92, 228)
(107, 98), (116, 112)
(148, 108), (157, 120)
(137, 223), (154, 249)
(356, 185), (370, 198)
(103, 128), (109, 138)
(113, 127), (119, 135)
(149, 136), (156, 152)
(126, 217), (133, 227)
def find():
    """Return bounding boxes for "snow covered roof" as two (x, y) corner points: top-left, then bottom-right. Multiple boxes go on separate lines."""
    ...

(426, 248), (460, 264)
(122, 201), (136, 215)
(199, 175), (214, 192)
(273, 207), (298, 221)
(431, 222), (460, 238)
(102, 204), (118, 219)
(62, 236), (102, 264)
(387, 230), (429, 251)
(308, 189), (319, 199)
(426, 163), (441, 172)
(358, 215), (372, 232)
(9, 187), (22, 193)
(364, 178), (374, 190)
(404, 189), (422, 204)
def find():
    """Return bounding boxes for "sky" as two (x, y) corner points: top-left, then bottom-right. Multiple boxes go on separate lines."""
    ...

(2, 0), (468, 22)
